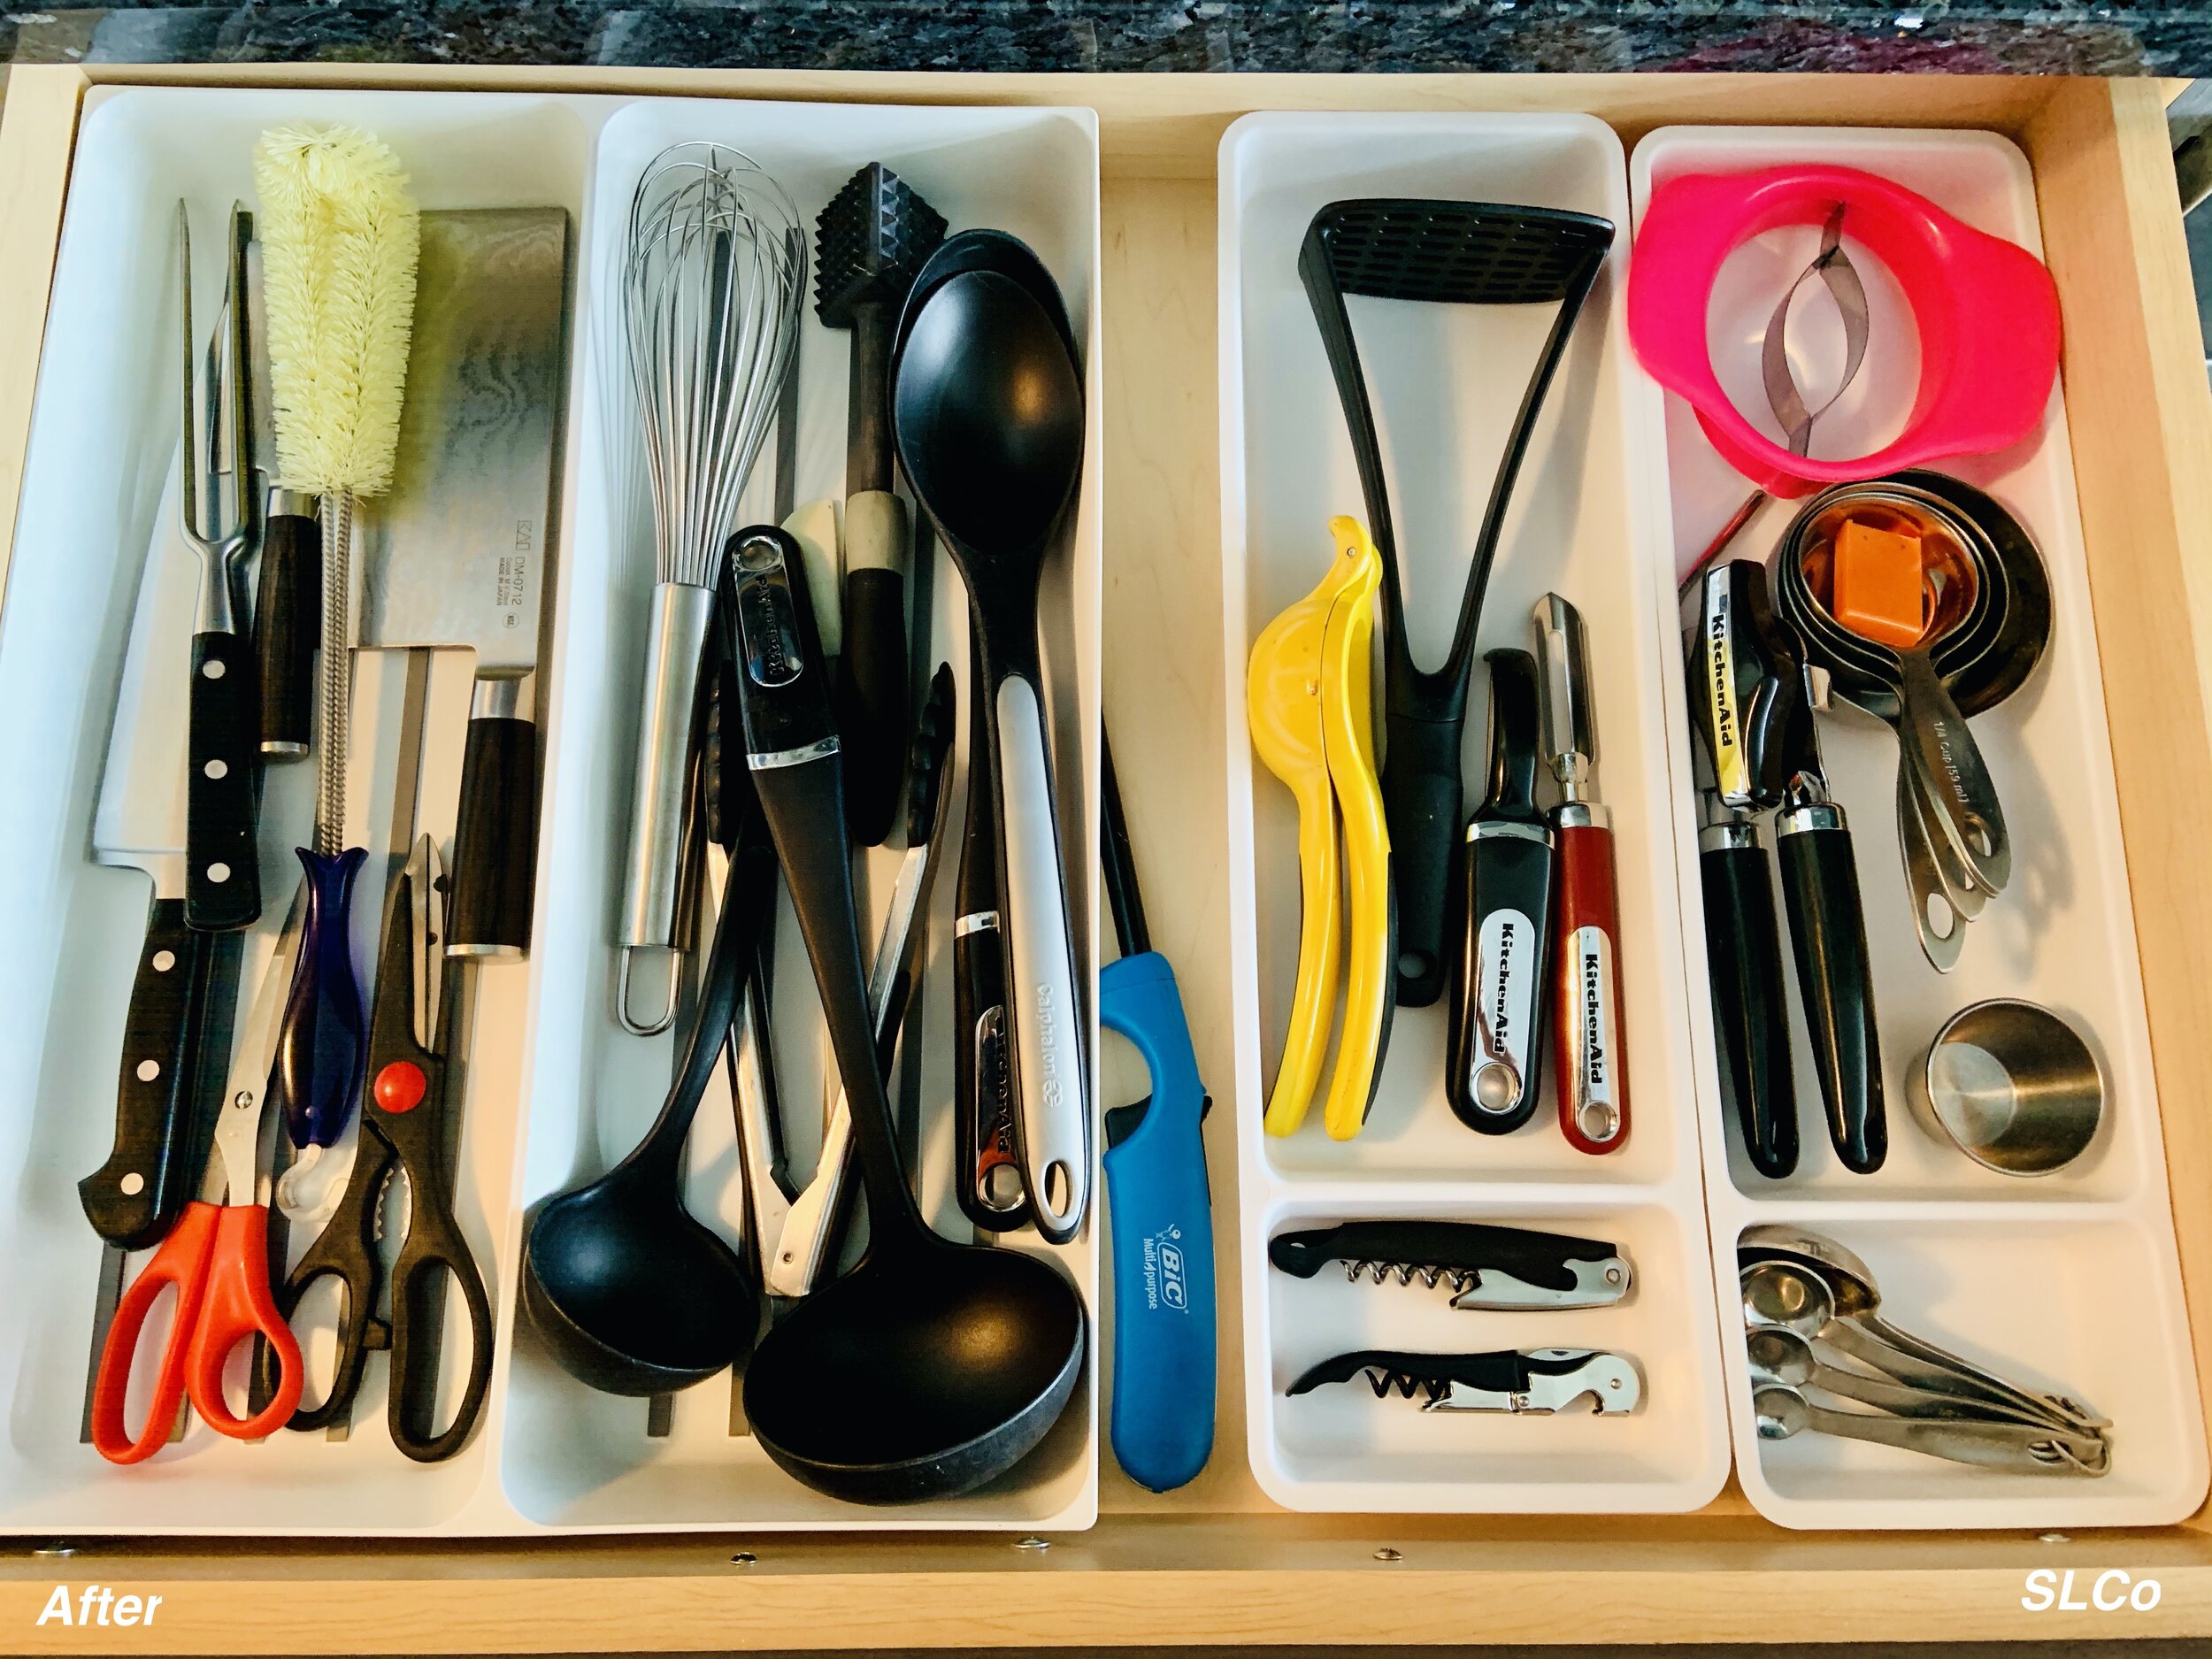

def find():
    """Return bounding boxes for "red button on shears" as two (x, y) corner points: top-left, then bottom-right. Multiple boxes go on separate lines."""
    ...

(374, 1060), (428, 1114)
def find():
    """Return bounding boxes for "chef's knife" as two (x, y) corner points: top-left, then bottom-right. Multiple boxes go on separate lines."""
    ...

(244, 234), (322, 761)
(1746, 583), (1886, 1175)
(1532, 595), (1628, 1155)
(82, 464), (240, 1250)
(359, 207), (572, 959)
(1686, 562), (1799, 1180)
(1446, 648), (1553, 1134)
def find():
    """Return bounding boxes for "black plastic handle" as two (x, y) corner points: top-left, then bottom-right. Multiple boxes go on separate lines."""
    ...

(1700, 835), (1800, 1179)
(1446, 826), (1553, 1134)
(79, 898), (220, 1248)
(251, 508), (319, 758)
(1777, 814), (1886, 1175)
(752, 752), (921, 1242)
(1380, 709), (1464, 1008)
(388, 1191), (495, 1464)
(837, 566), (909, 848)
(447, 709), (539, 957)
(186, 630), (262, 933)
(274, 1129), (394, 1434)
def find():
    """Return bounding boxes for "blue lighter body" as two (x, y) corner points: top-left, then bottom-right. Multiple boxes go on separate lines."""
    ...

(1100, 948), (1216, 1494)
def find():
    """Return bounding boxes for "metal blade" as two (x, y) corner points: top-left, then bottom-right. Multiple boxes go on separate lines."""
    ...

(93, 461), (196, 888)
(210, 898), (305, 1201)
(1532, 593), (1595, 780)
(359, 208), (570, 674)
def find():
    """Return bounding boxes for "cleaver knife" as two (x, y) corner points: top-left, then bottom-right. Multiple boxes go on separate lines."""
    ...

(360, 207), (572, 959)
(83, 461), (243, 1250)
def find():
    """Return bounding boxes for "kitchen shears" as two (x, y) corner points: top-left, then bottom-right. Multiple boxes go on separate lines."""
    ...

(90, 910), (306, 1464)
(1248, 514), (1393, 1140)
(273, 833), (495, 1462)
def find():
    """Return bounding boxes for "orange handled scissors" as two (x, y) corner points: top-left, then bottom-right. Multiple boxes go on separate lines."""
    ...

(91, 916), (305, 1464)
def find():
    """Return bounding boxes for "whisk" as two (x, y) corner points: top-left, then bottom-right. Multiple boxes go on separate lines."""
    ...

(616, 142), (805, 1035)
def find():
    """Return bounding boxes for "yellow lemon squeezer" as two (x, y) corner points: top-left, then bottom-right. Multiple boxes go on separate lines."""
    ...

(1246, 515), (1395, 1140)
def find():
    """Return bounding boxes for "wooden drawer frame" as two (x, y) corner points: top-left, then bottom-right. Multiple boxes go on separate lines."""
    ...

(1, 61), (2208, 1651)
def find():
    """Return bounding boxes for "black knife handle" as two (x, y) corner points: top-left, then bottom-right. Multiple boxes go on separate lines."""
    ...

(1380, 709), (1464, 1009)
(447, 704), (539, 958)
(1446, 824), (1553, 1134)
(186, 630), (262, 932)
(1777, 808), (1886, 1175)
(837, 566), (909, 848)
(79, 897), (216, 1248)
(250, 508), (319, 759)
(1699, 829), (1799, 1179)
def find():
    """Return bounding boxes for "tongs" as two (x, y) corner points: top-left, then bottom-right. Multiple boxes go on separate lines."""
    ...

(1247, 515), (1391, 1140)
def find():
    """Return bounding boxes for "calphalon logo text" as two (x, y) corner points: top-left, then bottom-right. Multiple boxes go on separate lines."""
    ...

(1035, 982), (1063, 1110)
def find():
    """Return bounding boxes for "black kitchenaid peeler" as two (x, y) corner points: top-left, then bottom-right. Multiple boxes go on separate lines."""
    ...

(1301, 198), (1615, 1008)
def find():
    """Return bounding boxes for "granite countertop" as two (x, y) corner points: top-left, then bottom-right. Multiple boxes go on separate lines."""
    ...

(2, 1), (2207, 78)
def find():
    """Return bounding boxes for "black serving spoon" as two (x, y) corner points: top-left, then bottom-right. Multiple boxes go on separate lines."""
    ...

(729, 524), (1085, 1504)
(518, 645), (779, 1397)
(892, 232), (1092, 1245)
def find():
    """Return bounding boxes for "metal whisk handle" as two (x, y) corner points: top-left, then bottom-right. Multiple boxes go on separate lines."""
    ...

(616, 578), (717, 1035)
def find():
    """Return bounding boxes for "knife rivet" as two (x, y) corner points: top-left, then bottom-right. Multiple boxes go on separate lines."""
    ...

(207, 862), (231, 883)
(202, 658), (225, 680)
(119, 1172), (144, 1196)
(151, 949), (176, 972)
(204, 758), (228, 780)
(1373, 1548), (1402, 1563)
(135, 1060), (159, 1082)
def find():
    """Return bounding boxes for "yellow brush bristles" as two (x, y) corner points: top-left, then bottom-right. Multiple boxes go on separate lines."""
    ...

(253, 123), (419, 497)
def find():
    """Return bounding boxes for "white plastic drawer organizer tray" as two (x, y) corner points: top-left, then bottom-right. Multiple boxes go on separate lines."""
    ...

(0, 85), (1104, 1535)
(1220, 108), (2207, 1527)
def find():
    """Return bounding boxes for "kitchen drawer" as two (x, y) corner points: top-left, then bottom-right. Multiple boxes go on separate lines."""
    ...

(0, 61), (2208, 1649)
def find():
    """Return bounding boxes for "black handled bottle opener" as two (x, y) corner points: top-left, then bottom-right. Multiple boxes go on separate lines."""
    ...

(1269, 1219), (1629, 1310)
(1447, 649), (1554, 1133)
(1286, 1347), (1641, 1414)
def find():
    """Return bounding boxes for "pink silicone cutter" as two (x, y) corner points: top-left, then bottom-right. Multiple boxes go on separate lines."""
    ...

(1628, 164), (2061, 498)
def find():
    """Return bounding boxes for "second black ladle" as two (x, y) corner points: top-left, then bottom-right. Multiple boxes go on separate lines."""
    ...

(519, 684), (780, 1397)
(728, 524), (1086, 1504)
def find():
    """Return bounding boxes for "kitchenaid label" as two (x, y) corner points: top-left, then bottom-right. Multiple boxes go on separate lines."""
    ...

(1573, 927), (1617, 1120)
(1141, 1224), (1190, 1312)
(1475, 909), (1537, 1086)
(2022, 1569), (2161, 1612)
(35, 1586), (161, 1628)
(1701, 580), (1749, 800)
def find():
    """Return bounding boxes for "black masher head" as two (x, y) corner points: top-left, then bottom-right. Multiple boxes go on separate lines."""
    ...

(813, 161), (949, 326)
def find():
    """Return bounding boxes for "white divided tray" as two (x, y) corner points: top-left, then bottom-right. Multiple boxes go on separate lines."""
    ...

(1217, 111), (1728, 1513)
(503, 95), (1102, 1533)
(0, 84), (1102, 1535)
(1632, 124), (2208, 1528)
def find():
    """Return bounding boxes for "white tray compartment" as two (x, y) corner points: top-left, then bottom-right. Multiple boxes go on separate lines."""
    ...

(0, 87), (596, 1535)
(497, 96), (1103, 1533)
(1632, 123), (2208, 1528)
(1218, 111), (1726, 1515)
(1257, 1195), (1724, 1509)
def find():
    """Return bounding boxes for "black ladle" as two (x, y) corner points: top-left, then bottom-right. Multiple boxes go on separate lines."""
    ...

(519, 695), (780, 1397)
(891, 237), (1093, 1246)
(730, 526), (1085, 1504)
